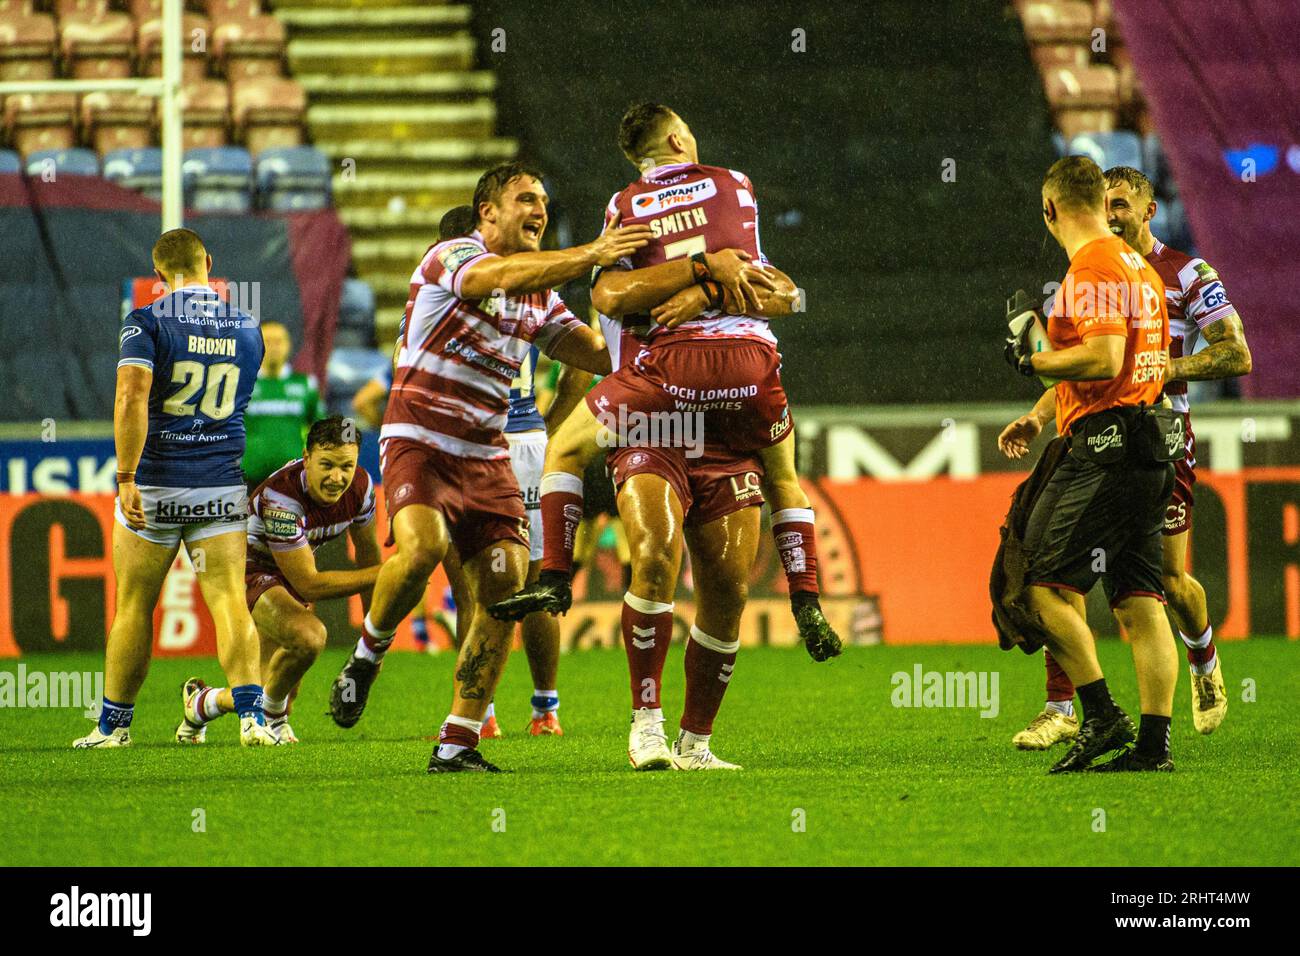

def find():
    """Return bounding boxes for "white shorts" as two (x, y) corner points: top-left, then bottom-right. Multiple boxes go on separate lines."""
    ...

(505, 428), (546, 562)
(114, 484), (249, 548)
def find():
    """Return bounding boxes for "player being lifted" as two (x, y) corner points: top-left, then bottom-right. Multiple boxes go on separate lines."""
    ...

(328, 162), (651, 773)
(1003, 165), (1251, 748)
(490, 104), (843, 663)
(75, 228), (275, 747)
(177, 416), (381, 744)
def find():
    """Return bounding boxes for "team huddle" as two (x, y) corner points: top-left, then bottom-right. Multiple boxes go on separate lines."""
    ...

(71, 107), (1249, 776)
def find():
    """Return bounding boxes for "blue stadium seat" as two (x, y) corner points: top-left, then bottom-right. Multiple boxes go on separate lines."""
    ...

(182, 146), (254, 213)
(337, 278), (376, 337)
(0, 150), (20, 174)
(102, 148), (164, 201)
(1051, 131), (1067, 158)
(1151, 196), (1191, 250)
(24, 148), (100, 179)
(255, 146), (332, 211)
(325, 347), (391, 417)
(1067, 131), (1144, 174)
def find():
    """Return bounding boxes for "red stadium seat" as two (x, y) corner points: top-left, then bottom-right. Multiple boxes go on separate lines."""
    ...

(1021, 1), (1094, 45)
(3, 93), (78, 157)
(125, 0), (164, 20)
(137, 14), (211, 83)
(211, 13), (285, 81)
(80, 90), (154, 154)
(60, 11), (135, 80)
(0, 12), (57, 82)
(179, 78), (229, 148)
(203, 0), (262, 19)
(230, 76), (304, 154)
(1030, 43), (1090, 71)
(0, 1), (37, 16)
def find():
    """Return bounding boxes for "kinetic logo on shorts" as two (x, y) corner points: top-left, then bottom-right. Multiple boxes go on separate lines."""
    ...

(156, 498), (240, 524)
(631, 178), (716, 217)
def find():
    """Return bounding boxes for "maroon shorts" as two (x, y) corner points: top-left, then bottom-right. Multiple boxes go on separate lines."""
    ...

(608, 444), (765, 527)
(380, 438), (528, 561)
(586, 338), (792, 452)
(244, 567), (307, 613)
(1164, 413), (1196, 536)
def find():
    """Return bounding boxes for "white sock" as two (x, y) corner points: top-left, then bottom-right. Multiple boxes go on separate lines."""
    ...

(202, 687), (225, 721)
(437, 714), (483, 760)
(354, 637), (380, 663)
(532, 689), (559, 718)
(437, 743), (467, 759)
(355, 614), (396, 662)
(1180, 624), (1213, 650)
(679, 728), (710, 750)
(633, 707), (664, 724)
(484, 701), (495, 720)
(263, 694), (289, 718)
(1045, 699), (1074, 718)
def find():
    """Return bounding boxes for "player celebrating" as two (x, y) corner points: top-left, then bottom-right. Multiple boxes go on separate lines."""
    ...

(490, 104), (842, 664)
(1004, 165), (1250, 748)
(74, 228), (275, 748)
(1001, 156), (1182, 772)
(328, 162), (651, 773)
(177, 417), (381, 744)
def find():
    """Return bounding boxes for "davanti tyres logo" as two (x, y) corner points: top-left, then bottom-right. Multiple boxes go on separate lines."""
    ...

(630, 178), (716, 217)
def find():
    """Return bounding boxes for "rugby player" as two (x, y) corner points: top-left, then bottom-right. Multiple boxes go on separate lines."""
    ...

(1001, 156), (1181, 773)
(1004, 165), (1250, 747)
(490, 104), (843, 664)
(74, 228), (276, 747)
(177, 416), (381, 744)
(328, 162), (652, 773)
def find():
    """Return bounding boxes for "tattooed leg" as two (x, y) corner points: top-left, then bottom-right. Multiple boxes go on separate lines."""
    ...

(449, 539), (529, 720)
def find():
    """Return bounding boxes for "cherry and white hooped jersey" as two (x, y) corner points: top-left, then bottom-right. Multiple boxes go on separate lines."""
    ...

(247, 459), (375, 574)
(601, 162), (779, 348)
(1146, 238), (1237, 414)
(383, 231), (585, 460)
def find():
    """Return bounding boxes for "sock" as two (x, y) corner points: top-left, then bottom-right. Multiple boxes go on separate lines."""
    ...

(771, 508), (820, 600)
(621, 592), (675, 710)
(357, 614), (396, 663)
(539, 471), (584, 576)
(1136, 713), (1171, 758)
(97, 696), (134, 736)
(1074, 677), (1116, 723)
(678, 728), (710, 751)
(484, 701), (496, 721)
(1045, 698), (1074, 718)
(201, 686), (225, 721)
(1180, 624), (1216, 674)
(680, 625), (739, 736)
(1044, 650), (1075, 704)
(531, 689), (559, 718)
(231, 684), (265, 725)
(411, 616), (429, 646)
(263, 693), (289, 719)
(437, 714), (482, 759)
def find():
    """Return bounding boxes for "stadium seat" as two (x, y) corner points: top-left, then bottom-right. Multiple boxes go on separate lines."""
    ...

(0, 149), (21, 175)
(1067, 130), (1143, 173)
(24, 147), (101, 178)
(0, 11), (57, 82)
(334, 279), (376, 348)
(80, 91), (155, 154)
(326, 347), (391, 416)
(230, 77), (305, 154)
(1020, 1), (1094, 45)
(177, 78), (229, 148)
(1143, 133), (1176, 198)
(1030, 43), (1089, 72)
(1042, 64), (1118, 139)
(137, 14), (211, 84)
(59, 11), (135, 80)
(211, 11), (285, 82)
(3, 93), (78, 156)
(1051, 130), (1067, 157)
(102, 146), (163, 200)
(53, 0), (112, 16)
(1110, 44), (1141, 110)
(125, 0), (163, 19)
(255, 145), (331, 210)
(182, 145), (252, 212)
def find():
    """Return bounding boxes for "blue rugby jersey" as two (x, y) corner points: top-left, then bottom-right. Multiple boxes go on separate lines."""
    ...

(117, 285), (264, 487)
(505, 343), (544, 433)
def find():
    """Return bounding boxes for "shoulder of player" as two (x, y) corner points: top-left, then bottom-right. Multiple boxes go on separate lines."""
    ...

(421, 235), (493, 277)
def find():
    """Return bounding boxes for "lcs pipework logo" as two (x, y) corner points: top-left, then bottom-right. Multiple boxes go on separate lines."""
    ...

(49, 886), (151, 936)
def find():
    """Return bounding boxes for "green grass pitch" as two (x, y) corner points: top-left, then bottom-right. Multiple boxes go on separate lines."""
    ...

(1, 641), (1296, 866)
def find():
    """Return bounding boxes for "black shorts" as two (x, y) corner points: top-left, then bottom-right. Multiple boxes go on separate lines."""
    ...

(1023, 451), (1175, 607)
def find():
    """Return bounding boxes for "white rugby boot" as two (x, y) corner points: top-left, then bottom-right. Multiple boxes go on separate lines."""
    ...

(240, 716), (278, 747)
(671, 730), (742, 770)
(268, 714), (298, 745)
(175, 676), (211, 744)
(72, 726), (131, 749)
(627, 709), (673, 771)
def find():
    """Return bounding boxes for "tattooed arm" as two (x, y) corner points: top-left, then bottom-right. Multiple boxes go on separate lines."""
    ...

(1170, 314), (1252, 382)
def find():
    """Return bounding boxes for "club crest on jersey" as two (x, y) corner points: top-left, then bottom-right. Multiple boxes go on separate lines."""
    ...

(630, 178), (716, 217)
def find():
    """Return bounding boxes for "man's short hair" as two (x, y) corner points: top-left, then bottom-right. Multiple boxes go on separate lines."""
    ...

(1104, 165), (1155, 205)
(471, 162), (545, 224)
(1043, 156), (1106, 212)
(306, 415), (358, 452)
(439, 204), (476, 240)
(151, 228), (206, 278)
(618, 102), (676, 163)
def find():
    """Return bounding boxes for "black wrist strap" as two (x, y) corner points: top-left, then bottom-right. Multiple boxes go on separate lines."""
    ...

(690, 252), (710, 283)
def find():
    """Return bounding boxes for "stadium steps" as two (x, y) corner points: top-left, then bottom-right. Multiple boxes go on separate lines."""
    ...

(272, 0), (514, 343)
